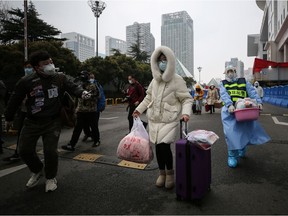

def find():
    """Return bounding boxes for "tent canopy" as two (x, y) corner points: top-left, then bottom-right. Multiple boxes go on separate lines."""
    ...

(253, 58), (288, 73)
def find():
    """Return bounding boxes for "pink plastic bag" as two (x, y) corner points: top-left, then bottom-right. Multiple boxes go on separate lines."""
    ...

(117, 117), (153, 163)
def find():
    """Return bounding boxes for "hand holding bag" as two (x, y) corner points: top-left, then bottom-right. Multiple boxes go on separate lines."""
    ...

(117, 117), (153, 163)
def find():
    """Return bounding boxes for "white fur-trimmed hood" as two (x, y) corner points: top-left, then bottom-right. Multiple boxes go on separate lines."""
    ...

(150, 46), (176, 83)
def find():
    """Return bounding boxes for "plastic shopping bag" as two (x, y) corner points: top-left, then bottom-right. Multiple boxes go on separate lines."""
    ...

(117, 117), (153, 163)
(187, 130), (219, 150)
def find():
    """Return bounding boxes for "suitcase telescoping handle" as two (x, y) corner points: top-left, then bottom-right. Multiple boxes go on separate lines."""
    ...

(180, 119), (188, 139)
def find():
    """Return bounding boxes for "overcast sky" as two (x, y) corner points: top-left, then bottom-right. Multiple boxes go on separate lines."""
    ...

(7, 0), (264, 83)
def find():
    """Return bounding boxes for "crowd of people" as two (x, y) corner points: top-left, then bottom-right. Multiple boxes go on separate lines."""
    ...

(0, 46), (271, 193)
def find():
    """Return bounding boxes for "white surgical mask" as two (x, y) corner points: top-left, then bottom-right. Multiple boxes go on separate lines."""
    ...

(128, 80), (133, 84)
(89, 79), (95, 83)
(42, 63), (55, 75)
(158, 61), (167, 72)
(227, 72), (235, 80)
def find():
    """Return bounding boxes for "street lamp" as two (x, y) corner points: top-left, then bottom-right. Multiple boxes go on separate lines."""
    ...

(88, 0), (106, 57)
(24, 0), (28, 61)
(197, 67), (202, 83)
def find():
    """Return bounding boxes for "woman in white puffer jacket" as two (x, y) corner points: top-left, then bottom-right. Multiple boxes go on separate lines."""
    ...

(133, 46), (193, 189)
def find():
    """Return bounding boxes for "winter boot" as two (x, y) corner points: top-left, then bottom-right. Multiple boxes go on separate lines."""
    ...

(228, 150), (239, 168)
(165, 169), (175, 189)
(155, 170), (166, 187)
(238, 147), (247, 158)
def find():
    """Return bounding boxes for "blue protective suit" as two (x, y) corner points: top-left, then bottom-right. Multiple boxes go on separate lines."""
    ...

(220, 79), (271, 151)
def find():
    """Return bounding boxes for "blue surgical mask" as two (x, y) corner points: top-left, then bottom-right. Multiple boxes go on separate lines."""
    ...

(24, 68), (33, 76)
(158, 61), (167, 72)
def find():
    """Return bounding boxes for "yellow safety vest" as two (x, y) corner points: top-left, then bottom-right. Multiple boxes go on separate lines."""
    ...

(222, 78), (247, 103)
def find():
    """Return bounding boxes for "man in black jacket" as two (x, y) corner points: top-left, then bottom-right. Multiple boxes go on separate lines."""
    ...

(5, 50), (91, 192)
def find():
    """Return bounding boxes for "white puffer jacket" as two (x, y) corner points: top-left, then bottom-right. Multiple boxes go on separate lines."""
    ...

(136, 46), (193, 144)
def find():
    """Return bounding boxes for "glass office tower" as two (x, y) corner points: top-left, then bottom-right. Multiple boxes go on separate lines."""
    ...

(161, 11), (194, 77)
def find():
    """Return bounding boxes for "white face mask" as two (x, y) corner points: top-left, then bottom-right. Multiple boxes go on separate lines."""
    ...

(226, 71), (235, 80)
(89, 79), (95, 83)
(41, 63), (55, 75)
(128, 80), (133, 84)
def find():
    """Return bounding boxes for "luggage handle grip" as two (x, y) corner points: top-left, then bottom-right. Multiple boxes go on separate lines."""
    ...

(180, 119), (188, 139)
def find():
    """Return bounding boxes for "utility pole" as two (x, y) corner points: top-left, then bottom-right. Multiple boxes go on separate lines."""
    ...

(88, 0), (106, 57)
(24, 0), (28, 61)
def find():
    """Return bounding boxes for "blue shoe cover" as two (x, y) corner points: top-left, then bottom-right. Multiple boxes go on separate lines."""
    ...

(228, 150), (238, 168)
(238, 147), (246, 158)
(228, 157), (238, 168)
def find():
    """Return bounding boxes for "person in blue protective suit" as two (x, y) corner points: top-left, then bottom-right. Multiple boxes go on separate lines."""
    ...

(220, 65), (271, 168)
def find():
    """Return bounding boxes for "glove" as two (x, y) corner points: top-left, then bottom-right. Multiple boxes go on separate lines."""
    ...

(258, 104), (263, 110)
(81, 90), (91, 99)
(228, 105), (235, 113)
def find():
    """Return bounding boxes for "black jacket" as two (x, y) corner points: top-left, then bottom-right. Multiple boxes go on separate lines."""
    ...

(5, 73), (84, 121)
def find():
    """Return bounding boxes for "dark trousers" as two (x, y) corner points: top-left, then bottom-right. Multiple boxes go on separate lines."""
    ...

(15, 111), (27, 154)
(19, 117), (61, 179)
(156, 143), (173, 170)
(128, 104), (147, 132)
(209, 105), (215, 113)
(128, 104), (136, 131)
(0, 114), (3, 152)
(83, 112), (100, 142)
(70, 112), (98, 146)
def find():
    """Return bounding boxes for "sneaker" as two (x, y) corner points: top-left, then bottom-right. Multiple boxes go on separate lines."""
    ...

(26, 169), (43, 188)
(92, 141), (100, 147)
(45, 178), (57, 192)
(3, 153), (21, 162)
(61, 144), (75, 151)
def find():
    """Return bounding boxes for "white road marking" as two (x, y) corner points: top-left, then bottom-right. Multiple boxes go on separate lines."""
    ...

(272, 116), (288, 126)
(100, 117), (119, 120)
(0, 164), (27, 178)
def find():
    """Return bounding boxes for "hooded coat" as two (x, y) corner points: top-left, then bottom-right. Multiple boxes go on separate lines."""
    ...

(135, 46), (193, 144)
(206, 86), (219, 105)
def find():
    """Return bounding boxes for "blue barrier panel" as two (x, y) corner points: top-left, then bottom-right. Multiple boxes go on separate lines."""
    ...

(275, 86), (284, 106)
(268, 86), (277, 104)
(280, 85), (288, 108)
(263, 87), (270, 103)
(284, 85), (288, 99)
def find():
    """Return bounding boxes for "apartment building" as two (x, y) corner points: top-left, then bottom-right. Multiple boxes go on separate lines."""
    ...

(105, 36), (127, 56)
(126, 22), (155, 56)
(61, 32), (95, 62)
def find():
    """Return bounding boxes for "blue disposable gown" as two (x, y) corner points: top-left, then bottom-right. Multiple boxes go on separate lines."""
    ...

(220, 79), (271, 151)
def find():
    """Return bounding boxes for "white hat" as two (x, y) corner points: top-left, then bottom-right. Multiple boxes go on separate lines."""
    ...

(224, 65), (236, 74)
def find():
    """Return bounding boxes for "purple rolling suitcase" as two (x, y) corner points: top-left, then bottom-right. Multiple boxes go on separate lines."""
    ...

(176, 121), (211, 201)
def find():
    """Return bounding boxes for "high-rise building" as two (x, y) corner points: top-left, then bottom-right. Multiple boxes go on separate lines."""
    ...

(161, 11), (194, 77)
(105, 36), (127, 56)
(248, 0), (288, 62)
(126, 22), (155, 56)
(61, 32), (95, 62)
(225, 58), (244, 78)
